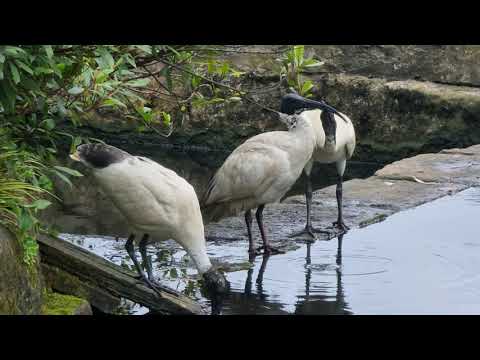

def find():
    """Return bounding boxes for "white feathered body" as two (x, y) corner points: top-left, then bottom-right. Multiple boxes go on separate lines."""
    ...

(91, 156), (211, 273)
(203, 114), (317, 222)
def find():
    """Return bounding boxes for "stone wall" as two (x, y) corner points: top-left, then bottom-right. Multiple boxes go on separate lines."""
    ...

(0, 226), (44, 314)
(227, 45), (480, 86)
(69, 46), (480, 164)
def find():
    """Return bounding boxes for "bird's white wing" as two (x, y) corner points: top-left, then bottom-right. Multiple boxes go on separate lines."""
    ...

(93, 156), (198, 229)
(133, 156), (199, 208)
(203, 142), (286, 205)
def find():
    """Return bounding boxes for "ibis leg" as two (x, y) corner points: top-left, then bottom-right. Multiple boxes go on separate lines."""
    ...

(125, 234), (162, 296)
(333, 175), (350, 232)
(245, 210), (256, 255)
(289, 172), (334, 240)
(139, 233), (156, 283)
(255, 205), (284, 255)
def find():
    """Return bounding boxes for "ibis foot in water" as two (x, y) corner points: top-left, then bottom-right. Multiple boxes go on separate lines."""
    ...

(254, 245), (285, 256)
(333, 220), (350, 233)
(289, 225), (335, 241)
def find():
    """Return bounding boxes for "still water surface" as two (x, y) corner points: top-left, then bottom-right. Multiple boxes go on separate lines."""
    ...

(61, 187), (480, 315)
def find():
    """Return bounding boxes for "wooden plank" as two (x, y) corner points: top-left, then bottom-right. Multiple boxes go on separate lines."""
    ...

(38, 235), (207, 315)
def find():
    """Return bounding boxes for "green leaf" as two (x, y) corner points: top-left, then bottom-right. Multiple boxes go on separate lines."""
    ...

(70, 136), (82, 153)
(38, 174), (53, 191)
(0, 53), (5, 63)
(161, 112), (171, 126)
(34, 67), (54, 75)
(0, 77), (16, 112)
(102, 98), (127, 108)
(21, 76), (40, 91)
(31, 199), (52, 210)
(98, 48), (115, 69)
(67, 86), (84, 95)
(294, 45), (305, 66)
(18, 212), (34, 232)
(56, 63), (66, 72)
(207, 60), (216, 74)
(191, 75), (201, 88)
(41, 118), (56, 130)
(166, 45), (181, 58)
(0, 62), (3, 80)
(9, 62), (20, 84)
(134, 106), (151, 123)
(124, 54), (136, 68)
(133, 45), (152, 54)
(301, 80), (314, 95)
(53, 166), (83, 177)
(53, 170), (73, 188)
(231, 69), (245, 78)
(81, 67), (93, 87)
(303, 59), (324, 67)
(126, 78), (150, 87)
(44, 45), (54, 59)
(73, 136), (83, 148)
(3, 46), (25, 57)
(220, 62), (229, 76)
(95, 70), (109, 84)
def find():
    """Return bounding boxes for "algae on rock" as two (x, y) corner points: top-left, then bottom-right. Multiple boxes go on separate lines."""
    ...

(41, 291), (92, 315)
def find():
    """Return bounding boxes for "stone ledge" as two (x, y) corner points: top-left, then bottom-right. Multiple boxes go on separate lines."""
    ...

(205, 144), (480, 245)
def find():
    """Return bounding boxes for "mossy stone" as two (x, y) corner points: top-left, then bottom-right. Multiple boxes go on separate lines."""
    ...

(41, 291), (92, 315)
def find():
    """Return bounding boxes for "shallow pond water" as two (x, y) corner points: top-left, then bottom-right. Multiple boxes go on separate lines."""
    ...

(61, 187), (480, 315)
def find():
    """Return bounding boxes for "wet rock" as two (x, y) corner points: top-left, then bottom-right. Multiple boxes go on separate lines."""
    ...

(0, 226), (44, 315)
(375, 144), (480, 187)
(206, 144), (480, 246)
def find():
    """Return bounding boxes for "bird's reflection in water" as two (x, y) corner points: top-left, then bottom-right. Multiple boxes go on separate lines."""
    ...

(211, 253), (288, 315)
(295, 233), (352, 315)
(210, 234), (351, 315)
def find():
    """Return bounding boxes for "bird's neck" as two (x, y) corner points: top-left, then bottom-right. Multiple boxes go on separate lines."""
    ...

(185, 240), (213, 275)
(291, 118), (317, 143)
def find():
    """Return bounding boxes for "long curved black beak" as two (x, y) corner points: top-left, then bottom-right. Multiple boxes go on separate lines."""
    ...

(280, 93), (349, 123)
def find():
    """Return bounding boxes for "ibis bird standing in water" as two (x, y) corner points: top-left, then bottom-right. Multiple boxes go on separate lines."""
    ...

(70, 143), (229, 296)
(280, 92), (356, 238)
(202, 112), (317, 255)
